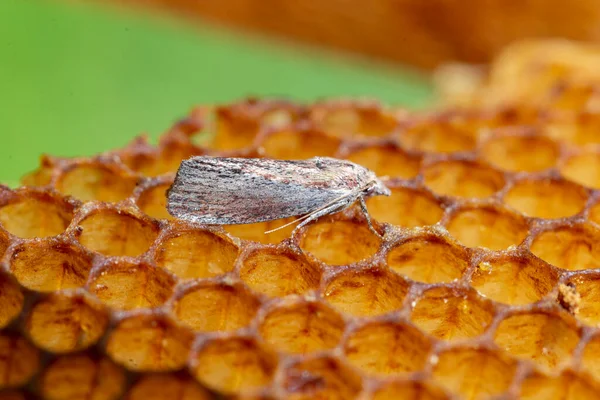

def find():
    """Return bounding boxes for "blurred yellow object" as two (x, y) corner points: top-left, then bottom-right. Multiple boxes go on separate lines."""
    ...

(110, 0), (600, 69)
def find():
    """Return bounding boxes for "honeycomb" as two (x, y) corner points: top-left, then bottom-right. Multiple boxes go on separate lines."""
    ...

(4, 39), (600, 399)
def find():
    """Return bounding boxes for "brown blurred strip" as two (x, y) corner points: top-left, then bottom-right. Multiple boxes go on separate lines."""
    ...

(101, 0), (600, 69)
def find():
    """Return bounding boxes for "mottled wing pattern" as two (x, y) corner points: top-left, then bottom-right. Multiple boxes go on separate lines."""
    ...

(167, 157), (364, 224)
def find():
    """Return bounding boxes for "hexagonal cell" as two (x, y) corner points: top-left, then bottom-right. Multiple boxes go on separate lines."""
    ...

(125, 374), (211, 400)
(211, 108), (260, 150)
(519, 371), (600, 400)
(344, 145), (421, 179)
(25, 293), (108, 353)
(55, 163), (138, 203)
(280, 356), (362, 400)
(239, 248), (320, 297)
(367, 187), (444, 228)
(0, 273), (23, 329)
(369, 380), (450, 400)
(260, 129), (340, 159)
(154, 228), (238, 279)
(568, 274), (600, 325)
(310, 103), (398, 138)
(530, 223), (600, 270)
(323, 267), (408, 317)
(545, 113), (600, 146)
(191, 336), (277, 396)
(8, 240), (92, 292)
(493, 311), (580, 371)
(259, 300), (345, 354)
(581, 334), (600, 382)
(0, 334), (40, 389)
(106, 315), (193, 372)
(479, 133), (560, 172)
(344, 321), (431, 376)
(470, 254), (558, 305)
(88, 260), (176, 310)
(432, 347), (517, 399)
(0, 191), (74, 238)
(446, 205), (529, 250)
(299, 220), (381, 266)
(171, 281), (260, 333)
(136, 183), (173, 220)
(560, 150), (600, 189)
(423, 160), (505, 198)
(411, 287), (494, 341)
(504, 178), (588, 219)
(40, 354), (126, 400)
(76, 209), (159, 257)
(399, 121), (477, 153)
(387, 234), (469, 283)
(21, 155), (56, 187)
(224, 217), (297, 244)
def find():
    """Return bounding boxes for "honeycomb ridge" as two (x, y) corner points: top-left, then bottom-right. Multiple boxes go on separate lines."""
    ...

(3, 41), (600, 399)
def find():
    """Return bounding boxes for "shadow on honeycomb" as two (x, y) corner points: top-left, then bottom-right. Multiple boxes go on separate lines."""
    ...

(3, 40), (600, 399)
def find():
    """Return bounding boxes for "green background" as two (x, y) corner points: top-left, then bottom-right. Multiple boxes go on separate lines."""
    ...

(0, 0), (433, 186)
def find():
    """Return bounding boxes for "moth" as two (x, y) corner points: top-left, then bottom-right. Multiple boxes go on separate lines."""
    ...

(166, 156), (390, 237)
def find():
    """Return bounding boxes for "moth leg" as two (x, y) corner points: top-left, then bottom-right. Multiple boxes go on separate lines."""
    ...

(291, 200), (350, 237)
(359, 195), (382, 239)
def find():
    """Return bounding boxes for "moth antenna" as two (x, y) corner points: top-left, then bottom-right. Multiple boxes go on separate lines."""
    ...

(264, 191), (359, 235)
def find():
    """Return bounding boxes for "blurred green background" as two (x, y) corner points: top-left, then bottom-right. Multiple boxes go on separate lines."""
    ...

(0, 0), (433, 186)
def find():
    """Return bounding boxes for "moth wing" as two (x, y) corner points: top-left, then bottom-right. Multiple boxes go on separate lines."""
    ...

(167, 157), (349, 224)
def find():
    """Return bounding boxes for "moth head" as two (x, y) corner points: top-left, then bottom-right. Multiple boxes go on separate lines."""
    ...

(363, 179), (391, 197)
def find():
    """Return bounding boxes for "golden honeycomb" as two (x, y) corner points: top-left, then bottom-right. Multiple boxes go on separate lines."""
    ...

(4, 40), (600, 399)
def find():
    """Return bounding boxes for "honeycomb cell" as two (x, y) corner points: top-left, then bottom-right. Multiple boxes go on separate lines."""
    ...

(125, 374), (211, 400)
(311, 103), (398, 138)
(560, 150), (600, 189)
(56, 164), (137, 203)
(0, 191), (74, 238)
(432, 347), (517, 399)
(281, 356), (362, 400)
(191, 337), (276, 395)
(344, 145), (421, 179)
(154, 228), (238, 279)
(260, 129), (340, 159)
(479, 133), (560, 172)
(471, 254), (558, 305)
(530, 223), (600, 271)
(0, 273), (23, 329)
(367, 187), (444, 228)
(545, 113), (600, 146)
(323, 267), (409, 317)
(171, 281), (260, 332)
(519, 371), (600, 400)
(387, 234), (469, 283)
(446, 205), (529, 250)
(9, 240), (92, 292)
(224, 217), (296, 244)
(0, 334), (40, 389)
(494, 311), (580, 370)
(25, 293), (108, 353)
(568, 274), (600, 325)
(259, 300), (345, 354)
(369, 380), (450, 400)
(21, 155), (56, 187)
(40, 354), (126, 400)
(399, 121), (477, 153)
(411, 287), (494, 341)
(299, 220), (381, 266)
(88, 260), (175, 310)
(239, 248), (320, 297)
(106, 315), (193, 371)
(504, 178), (588, 219)
(211, 109), (259, 150)
(344, 321), (431, 376)
(423, 160), (505, 198)
(76, 209), (159, 257)
(136, 183), (173, 220)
